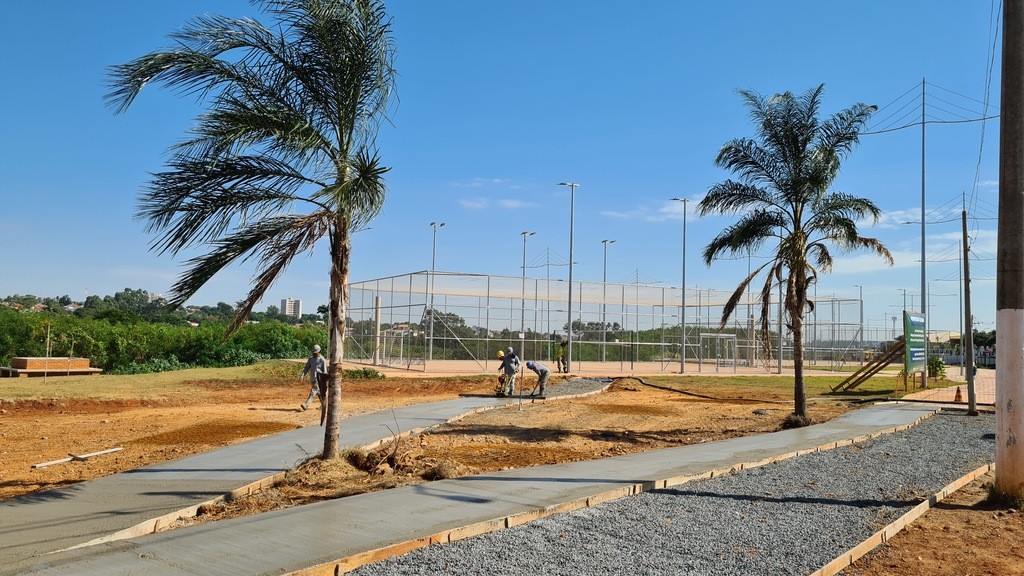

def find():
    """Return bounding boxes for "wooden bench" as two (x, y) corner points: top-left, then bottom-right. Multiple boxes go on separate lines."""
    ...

(0, 357), (103, 378)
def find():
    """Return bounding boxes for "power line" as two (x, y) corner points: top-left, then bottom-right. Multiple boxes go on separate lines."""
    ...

(969, 0), (1003, 215)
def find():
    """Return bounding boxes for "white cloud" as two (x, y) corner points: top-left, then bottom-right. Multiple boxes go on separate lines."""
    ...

(830, 249), (918, 274)
(449, 177), (511, 188)
(459, 197), (489, 209)
(497, 199), (537, 209)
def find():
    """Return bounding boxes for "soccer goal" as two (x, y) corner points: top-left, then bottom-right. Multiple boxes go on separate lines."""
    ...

(698, 333), (738, 373)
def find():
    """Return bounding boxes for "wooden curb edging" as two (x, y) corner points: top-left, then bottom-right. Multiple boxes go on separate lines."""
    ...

(57, 381), (612, 553)
(808, 461), (995, 576)
(284, 407), (941, 576)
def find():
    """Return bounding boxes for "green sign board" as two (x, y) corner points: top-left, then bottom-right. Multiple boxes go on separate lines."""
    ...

(904, 311), (926, 374)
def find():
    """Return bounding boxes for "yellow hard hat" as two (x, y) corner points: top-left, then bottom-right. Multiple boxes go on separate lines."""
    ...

(497, 350), (505, 358)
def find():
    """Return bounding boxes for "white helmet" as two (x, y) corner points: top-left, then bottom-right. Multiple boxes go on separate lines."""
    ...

(506, 347), (514, 354)
(312, 345), (321, 353)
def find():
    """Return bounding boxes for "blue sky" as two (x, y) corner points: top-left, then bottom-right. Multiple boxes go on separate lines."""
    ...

(0, 1), (1002, 336)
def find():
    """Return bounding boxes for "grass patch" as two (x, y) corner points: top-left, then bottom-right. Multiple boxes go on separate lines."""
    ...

(641, 374), (899, 400)
(0, 362), (293, 401)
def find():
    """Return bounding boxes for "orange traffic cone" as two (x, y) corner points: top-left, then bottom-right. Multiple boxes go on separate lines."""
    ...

(954, 387), (963, 402)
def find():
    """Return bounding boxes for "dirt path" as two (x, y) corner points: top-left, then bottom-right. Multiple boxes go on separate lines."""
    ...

(843, 470), (1023, 576)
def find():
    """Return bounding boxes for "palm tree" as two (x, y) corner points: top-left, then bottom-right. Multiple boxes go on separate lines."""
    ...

(107, 0), (395, 458)
(698, 85), (892, 427)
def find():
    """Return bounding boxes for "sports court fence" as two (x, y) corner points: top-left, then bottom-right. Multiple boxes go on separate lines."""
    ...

(344, 271), (883, 374)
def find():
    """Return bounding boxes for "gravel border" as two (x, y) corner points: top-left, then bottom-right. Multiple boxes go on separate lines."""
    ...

(352, 410), (995, 576)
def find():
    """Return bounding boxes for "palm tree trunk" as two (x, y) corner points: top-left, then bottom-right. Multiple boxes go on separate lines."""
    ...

(791, 312), (807, 418)
(323, 219), (350, 459)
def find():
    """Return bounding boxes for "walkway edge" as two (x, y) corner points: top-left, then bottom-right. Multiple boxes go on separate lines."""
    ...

(809, 461), (995, 576)
(60, 382), (611, 552)
(284, 408), (940, 576)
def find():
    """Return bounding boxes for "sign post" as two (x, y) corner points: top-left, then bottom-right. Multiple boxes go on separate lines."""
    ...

(904, 311), (926, 386)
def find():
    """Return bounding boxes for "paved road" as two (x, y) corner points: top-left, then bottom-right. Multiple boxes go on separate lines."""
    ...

(14, 401), (938, 576)
(1, 379), (609, 575)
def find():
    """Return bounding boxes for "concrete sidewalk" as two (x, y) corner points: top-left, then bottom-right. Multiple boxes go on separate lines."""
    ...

(1, 380), (610, 574)
(18, 402), (939, 576)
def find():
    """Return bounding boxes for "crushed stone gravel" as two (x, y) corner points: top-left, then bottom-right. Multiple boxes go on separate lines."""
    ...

(352, 410), (995, 576)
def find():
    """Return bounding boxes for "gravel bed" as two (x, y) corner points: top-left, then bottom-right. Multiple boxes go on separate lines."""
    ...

(353, 410), (995, 576)
(524, 377), (611, 398)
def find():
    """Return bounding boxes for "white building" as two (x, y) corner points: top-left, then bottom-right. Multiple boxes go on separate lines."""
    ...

(281, 298), (302, 319)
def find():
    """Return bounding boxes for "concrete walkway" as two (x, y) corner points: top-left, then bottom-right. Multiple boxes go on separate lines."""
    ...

(14, 401), (939, 576)
(0, 380), (609, 575)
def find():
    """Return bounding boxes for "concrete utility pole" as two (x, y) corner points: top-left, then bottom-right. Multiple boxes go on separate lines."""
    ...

(963, 211), (978, 415)
(996, 0), (1024, 500)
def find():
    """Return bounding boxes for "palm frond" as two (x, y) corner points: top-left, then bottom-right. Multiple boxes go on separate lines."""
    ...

(719, 261), (773, 328)
(137, 155), (327, 254)
(229, 212), (334, 333)
(856, 237), (895, 267)
(699, 180), (779, 216)
(714, 138), (787, 192)
(702, 210), (785, 265)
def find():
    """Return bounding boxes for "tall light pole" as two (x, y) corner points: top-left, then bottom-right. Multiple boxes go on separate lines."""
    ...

(559, 182), (579, 372)
(671, 197), (689, 373)
(601, 239), (616, 362)
(428, 221), (445, 363)
(521, 231), (535, 358)
(899, 288), (908, 312)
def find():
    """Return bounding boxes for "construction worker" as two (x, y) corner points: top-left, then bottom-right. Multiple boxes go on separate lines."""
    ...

(501, 346), (520, 396)
(525, 361), (551, 396)
(495, 350), (506, 396)
(554, 339), (568, 373)
(299, 344), (327, 411)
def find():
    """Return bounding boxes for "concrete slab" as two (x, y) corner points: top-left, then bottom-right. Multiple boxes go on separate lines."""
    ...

(0, 380), (609, 574)
(16, 402), (939, 576)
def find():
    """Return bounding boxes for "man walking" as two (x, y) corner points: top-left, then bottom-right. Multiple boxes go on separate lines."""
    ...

(525, 361), (551, 396)
(300, 344), (327, 411)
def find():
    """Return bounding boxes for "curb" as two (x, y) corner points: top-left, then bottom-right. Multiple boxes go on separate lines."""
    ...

(284, 407), (940, 575)
(809, 461), (995, 576)
(57, 380), (611, 553)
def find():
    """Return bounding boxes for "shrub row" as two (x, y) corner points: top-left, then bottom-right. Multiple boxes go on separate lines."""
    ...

(0, 309), (326, 373)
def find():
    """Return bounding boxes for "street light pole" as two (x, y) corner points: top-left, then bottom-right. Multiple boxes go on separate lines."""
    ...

(521, 231), (535, 359)
(671, 197), (689, 373)
(428, 221), (445, 363)
(559, 182), (579, 373)
(601, 239), (616, 362)
(899, 288), (907, 313)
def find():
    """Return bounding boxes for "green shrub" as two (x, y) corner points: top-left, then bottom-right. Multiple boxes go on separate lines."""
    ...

(343, 367), (386, 380)
(928, 356), (946, 379)
(109, 354), (194, 374)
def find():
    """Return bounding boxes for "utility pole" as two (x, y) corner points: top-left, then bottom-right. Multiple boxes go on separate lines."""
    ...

(921, 77), (929, 371)
(996, 0), (1024, 500)
(962, 210), (978, 415)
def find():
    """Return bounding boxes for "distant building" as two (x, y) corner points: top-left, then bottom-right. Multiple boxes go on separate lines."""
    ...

(281, 298), (302, 319)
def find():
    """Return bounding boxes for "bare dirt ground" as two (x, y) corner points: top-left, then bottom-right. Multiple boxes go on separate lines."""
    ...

(169, 377), (849, 529)
(843, 470), (1024, 576)
(0, 368), (495, 500)
(1, 366), (1012, 573)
